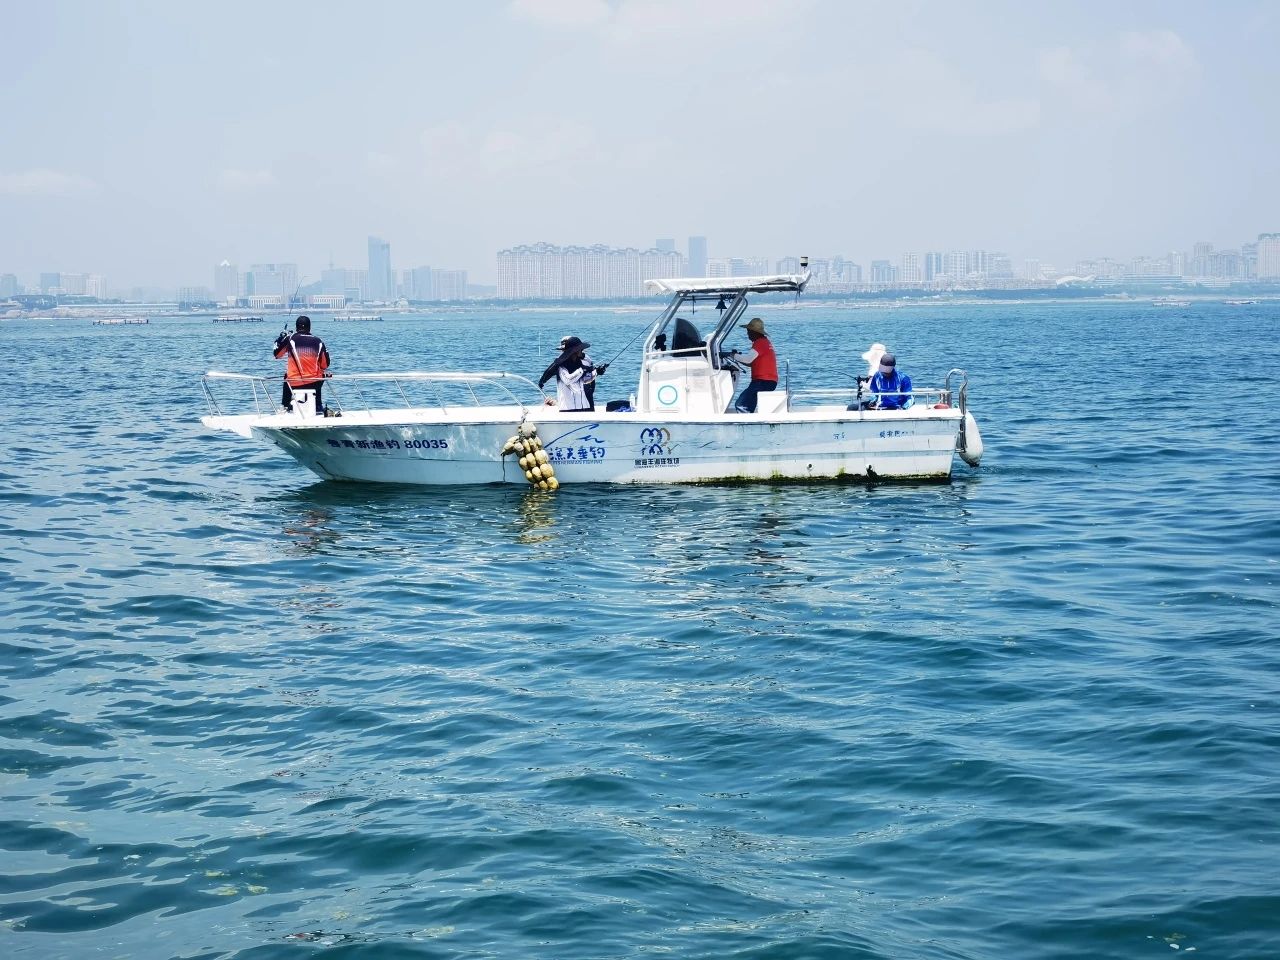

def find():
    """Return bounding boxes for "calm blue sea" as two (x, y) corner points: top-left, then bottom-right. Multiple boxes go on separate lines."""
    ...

(2, 299), (1278, 959)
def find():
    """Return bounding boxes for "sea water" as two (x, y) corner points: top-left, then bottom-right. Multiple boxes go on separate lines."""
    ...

(1, 300), (1277, 959)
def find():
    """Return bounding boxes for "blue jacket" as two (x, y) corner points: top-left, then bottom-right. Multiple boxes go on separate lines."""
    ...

(870, 369), (913, 409)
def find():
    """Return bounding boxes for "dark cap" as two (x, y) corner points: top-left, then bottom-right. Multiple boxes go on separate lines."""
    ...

(879, 353), (896, 367)
(295, 315), (311, 332)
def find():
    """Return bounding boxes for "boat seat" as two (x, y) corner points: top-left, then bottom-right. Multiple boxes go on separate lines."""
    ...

(755, 390), (789, 414)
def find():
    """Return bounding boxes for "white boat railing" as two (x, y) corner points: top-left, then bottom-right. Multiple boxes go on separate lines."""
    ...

(791, 368), (969, 412)
(201, 371), (547, 418)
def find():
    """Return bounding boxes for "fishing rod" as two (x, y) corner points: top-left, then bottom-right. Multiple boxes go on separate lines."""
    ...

(598, 319), (654, 370)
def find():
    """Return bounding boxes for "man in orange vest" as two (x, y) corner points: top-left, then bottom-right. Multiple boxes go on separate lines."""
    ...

(273, 316), (331, 413)
(731, 316), (778, 413)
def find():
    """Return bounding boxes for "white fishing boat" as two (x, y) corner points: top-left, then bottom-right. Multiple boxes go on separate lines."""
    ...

(1152, 297), (1191, 307)
(200, 274), (983, 485)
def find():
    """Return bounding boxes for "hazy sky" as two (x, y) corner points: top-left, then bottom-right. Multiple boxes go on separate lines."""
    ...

(2, 0), (1277, 287)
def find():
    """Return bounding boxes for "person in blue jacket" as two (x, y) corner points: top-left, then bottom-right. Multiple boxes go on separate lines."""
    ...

(869, 352), (913, 409)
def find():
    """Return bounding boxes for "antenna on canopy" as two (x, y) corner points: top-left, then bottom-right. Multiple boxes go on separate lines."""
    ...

(797, 256), (809, 304)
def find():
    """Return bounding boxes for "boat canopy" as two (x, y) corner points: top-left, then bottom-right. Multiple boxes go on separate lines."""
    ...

(643, 273), (810, 296)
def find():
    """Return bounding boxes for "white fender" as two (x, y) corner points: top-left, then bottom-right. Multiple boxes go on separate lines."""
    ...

(958, 411), (983, 467)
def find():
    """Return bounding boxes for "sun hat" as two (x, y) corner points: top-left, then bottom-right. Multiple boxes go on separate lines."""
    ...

(745, 317), (766, 335)
(558, 336), (590, 358)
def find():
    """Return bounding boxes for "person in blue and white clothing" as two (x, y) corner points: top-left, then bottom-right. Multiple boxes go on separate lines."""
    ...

(869, 352), (913, 410)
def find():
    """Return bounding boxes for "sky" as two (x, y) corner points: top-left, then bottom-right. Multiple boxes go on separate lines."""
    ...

(1, 0), (1277, 288)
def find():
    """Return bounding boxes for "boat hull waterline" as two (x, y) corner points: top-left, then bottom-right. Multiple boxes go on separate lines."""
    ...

(203, 406), (970, 485)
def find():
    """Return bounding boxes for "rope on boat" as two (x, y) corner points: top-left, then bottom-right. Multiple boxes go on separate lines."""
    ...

(500, 421), (559, 491)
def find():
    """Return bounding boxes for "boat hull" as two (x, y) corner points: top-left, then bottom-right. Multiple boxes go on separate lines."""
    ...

(203, 406), (966, 485)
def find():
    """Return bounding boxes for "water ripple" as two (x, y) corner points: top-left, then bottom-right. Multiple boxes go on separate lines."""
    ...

(1, 304), (1277, 958)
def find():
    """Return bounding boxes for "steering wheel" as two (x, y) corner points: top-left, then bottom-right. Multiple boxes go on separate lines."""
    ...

(719, 351), (746, 371)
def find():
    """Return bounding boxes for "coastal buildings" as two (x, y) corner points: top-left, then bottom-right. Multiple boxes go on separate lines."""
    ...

(688, 236), (708, 278)
(214, 260), (238, 303)
(367, 236), (393, 302)
(430, 269), (468, 301)
(16, 224), (1275, 310)
(322, 267), (367, 303)
(1255, 233), (1280, 279)
(246, 263), (299, 303)
(496, 243), (683, 299)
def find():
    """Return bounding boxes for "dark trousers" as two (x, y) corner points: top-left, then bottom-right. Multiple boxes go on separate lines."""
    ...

(735, 379), (777, 413)
(283, 382), (323, 413)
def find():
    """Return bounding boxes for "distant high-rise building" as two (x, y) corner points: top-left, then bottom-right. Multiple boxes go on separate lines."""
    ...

(943, 251), (968, 281)
(705, 258), (731, 279)
(899, 253), (922, 284)
(214, 260), (238, 302)
(640, 248), (684, 287)
(870, 260), (896, 285)
(714, 258), (763, 278)
(987, 253), (1014, 279)
(656, 238), (675, 253)
(179, 286), (213, 304)
(1241, 242), (1258, 279)
(368, 236), (393, 301)
(40, 272), (61, 294)
(688, 236), (708, 277)
(1256, 233), (1280, 279)
(408, 266), (434, 300)
(248, 263), (298, 304)
(61, 273), (89, 295)
(1190, 241), (1213, 277)
(319, 268), (368, 303)
(497, 243), (674, 299)
(0, 274), (18, 297)
(1208, 249), (1242, 279)
(432, 269), (468, 301)
(607, 249), (641, 297)
(923, 252), (944, 281)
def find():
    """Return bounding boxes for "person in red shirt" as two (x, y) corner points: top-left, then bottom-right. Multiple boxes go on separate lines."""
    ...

(273, 316), (331, 413)
(731, 316), (778, 413)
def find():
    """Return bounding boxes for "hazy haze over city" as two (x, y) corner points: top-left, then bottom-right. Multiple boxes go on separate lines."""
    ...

(2, 0), (1276, 288)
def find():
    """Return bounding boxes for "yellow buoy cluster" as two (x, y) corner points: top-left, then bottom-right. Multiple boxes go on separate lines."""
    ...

(500, 423), (559, 491)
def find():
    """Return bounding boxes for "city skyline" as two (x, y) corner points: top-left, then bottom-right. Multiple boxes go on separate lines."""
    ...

(8, 226), (1277, 305)
(2, 2), (1277, 290)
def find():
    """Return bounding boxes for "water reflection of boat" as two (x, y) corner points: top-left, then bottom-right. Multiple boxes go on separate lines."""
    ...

(94, 316), (149, 325)
(200, 274), (984, 486)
